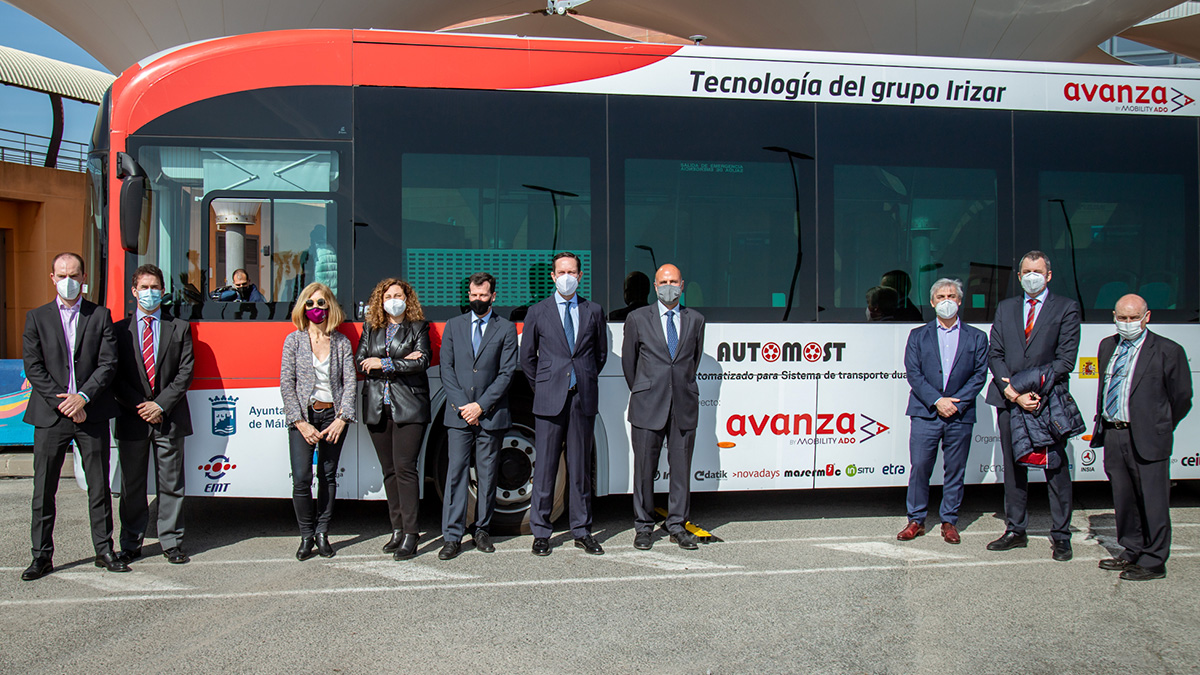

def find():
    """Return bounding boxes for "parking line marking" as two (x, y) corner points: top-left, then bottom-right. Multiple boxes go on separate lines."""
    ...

(55, 571), (192, 592)
(605, 551), (742, 571)
(329, 560), (478, 582)
(814, 542), (968, 561)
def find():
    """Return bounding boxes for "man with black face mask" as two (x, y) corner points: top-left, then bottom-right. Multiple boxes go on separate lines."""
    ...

(437, 272), (518, 559)
(231, 269), (266, 302)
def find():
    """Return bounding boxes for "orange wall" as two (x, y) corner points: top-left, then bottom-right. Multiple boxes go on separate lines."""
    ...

(0, 163), (86, 359)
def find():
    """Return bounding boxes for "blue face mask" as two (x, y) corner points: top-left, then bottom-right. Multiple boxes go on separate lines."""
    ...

(137, 288), (162, 312)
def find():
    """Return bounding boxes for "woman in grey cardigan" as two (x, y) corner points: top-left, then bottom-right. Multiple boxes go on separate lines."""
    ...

(280, 282), (356, 561)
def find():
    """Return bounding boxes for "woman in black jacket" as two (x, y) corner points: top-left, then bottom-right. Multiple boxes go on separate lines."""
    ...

(356, 278), (431, 560)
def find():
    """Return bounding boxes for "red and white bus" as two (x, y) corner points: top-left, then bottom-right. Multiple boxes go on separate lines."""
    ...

(86, 29), (1200, 532)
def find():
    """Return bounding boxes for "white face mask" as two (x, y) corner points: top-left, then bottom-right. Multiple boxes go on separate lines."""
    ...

(555, 274), (579, 297)
(383, 298), (406, 317)
(137, 288), (162, 312)
(1020, 272), (1046, 296)
(56, 277), (81, 301)
(1115, 318), (1145, 341)
(656, 284), (682, 305)
(935, 299), (959, 320)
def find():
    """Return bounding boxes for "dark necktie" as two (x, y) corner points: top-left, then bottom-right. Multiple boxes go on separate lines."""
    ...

(563, 302), (576, 388)
(666, 309), (678, 360)
(472, 318), (482, 356)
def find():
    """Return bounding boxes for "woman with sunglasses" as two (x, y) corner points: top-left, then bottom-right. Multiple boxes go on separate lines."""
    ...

(280, 282), (357, 560)
(356, 278), (431, 560)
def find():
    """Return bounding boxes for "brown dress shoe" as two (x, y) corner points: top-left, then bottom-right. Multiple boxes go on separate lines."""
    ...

(941, 523), (961, 544)
(897, 521), (925, 541)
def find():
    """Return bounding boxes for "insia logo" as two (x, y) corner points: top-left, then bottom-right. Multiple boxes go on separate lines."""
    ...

(717, 341), (845, 363)
(1080, 449), (1096, 467)
(1063, 82), (1195, 112)
(210, 395), (238, 436)
(724, 412), (890, 443)
(199, 454), (237, 493)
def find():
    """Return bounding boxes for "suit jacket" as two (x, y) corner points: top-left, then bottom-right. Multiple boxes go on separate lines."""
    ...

(440, 311), (518, 430)
(355, 320), (431, 426)
(280, 330), (358, 426)
(1089, 331), (1193, 461)
(904, 319), (989, 423)
(986, 291), (1081, 407)
(520, 294), (607, 417)
(622, 303), (705, 430)
(22, 299), (118, 427)
(113, 310), (195, 440)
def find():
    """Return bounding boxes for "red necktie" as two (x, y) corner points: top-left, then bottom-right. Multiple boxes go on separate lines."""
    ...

(1024, 298), (1037, 342)
(142, 316), (156, 391)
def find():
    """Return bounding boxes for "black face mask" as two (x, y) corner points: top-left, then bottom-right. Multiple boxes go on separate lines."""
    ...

(469, 299), (492, 316)
(234, 285), (250, 300)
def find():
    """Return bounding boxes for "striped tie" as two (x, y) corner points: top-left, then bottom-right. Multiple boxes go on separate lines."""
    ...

(142, 316), (156, 391)
(1104, 340), (1133, 420)
(1024, 298), (1037, 342)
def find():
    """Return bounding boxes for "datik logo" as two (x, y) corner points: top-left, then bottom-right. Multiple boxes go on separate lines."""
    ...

(210, 395), (238, 436)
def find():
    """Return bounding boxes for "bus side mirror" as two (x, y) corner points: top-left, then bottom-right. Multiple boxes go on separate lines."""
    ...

(117, 152), (145, 254)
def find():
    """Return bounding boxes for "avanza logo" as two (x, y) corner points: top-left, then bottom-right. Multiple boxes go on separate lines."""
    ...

(724, 412), (890, 443)
(1063, 82), (1195, 112)
(717, 341), (845, 363)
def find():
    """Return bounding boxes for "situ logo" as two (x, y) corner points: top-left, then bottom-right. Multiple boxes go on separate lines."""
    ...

(724, 412), (890, 443)
(210, 395), (238, 436)
(198, 454), (237, 493)
(1063, 82), (1195, 112)
(717, 341), (845, 363)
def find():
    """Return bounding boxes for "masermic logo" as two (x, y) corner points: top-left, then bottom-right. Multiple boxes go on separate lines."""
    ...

(199, 454), (237, 493)
(716, 341), (846, 363)
(210, 395), (238, 436)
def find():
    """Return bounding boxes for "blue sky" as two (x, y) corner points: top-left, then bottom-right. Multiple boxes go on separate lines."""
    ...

(0, 1), (111, 146)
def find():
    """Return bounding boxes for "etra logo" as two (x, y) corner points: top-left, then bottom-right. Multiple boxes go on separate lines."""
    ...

(199, 455), (238, 480)
(210, 395), (238, 436)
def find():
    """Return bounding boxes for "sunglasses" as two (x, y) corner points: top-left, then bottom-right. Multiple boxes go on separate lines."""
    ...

(304, 298), (328, 308)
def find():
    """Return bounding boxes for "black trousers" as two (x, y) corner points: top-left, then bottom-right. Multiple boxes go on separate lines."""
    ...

(367, 414), (424, 534)
(1103, 427), (1171, 569)
(631, 403), (696, 535)
(530, 390), (595, 539)
(31, 417), (115, 559)
(996, 406), (1073, 542)
(442, 425), (504, 542)
(288, 407), (347, 537)
(118, 430), (186, 551)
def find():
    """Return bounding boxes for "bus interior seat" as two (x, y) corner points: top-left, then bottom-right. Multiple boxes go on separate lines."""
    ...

(1139, 282), (1176, 309)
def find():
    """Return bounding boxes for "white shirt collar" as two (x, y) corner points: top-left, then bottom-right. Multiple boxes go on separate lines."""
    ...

(1024, 287), (1049, 304)
(658, 300), (681, 317)
(136, 307), (162, 322)
(472, 309), (492, 324)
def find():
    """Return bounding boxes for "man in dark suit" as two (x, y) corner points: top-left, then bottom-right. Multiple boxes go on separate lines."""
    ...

(21, 252), (128, 580)
(1090, 294), (1192, 581)
(898, 279), (989, 545)
(113, 264), (195, 565)
(438, 272), (518, 560)
(985, 250), (1081, 561)
(622, 264), (705, 550)
(520, 252), (608, 556)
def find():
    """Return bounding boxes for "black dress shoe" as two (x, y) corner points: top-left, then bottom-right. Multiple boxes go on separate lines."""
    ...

(296, 537), (317, 561)
(473, 529), (495, 553)
(438, 541), (462, 560)
(1120, 564), (1167, 581)
(1099, 557), (1134, 571)
(116, 548), (142, 565)
(531, 537), (551, 556)
(1051, 540), (1073, 562)
(382, 530), (404, 553)
(634, 531), (652, 550)
(670, 530), (699, 550)
(95, 552), (132, 573)
(574, 535), (604, 555)
(315, 533), (335, 558)
(393, 533), (420, 560)
(986, 532), (1029, 551)
(163, 547), (190, 565)
(21, 559), (52, 581)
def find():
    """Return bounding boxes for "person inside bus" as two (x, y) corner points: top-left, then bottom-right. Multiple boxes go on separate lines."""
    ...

(865, 285), (899, 321)
(356, 278), (430, 561)
(279, 283), (357, 561)
(608, 271), (651, 322)
(211, 269), (267, 303)
(881, 269), (925, 322)
(898, 278), (988, 545)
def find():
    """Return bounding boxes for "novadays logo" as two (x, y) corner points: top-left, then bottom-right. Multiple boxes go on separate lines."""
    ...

(210, 395), (238, 436)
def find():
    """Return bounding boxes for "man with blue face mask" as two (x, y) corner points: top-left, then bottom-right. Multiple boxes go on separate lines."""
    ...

(1089, 294), (1192, 581)
(113, 264), (195, 565)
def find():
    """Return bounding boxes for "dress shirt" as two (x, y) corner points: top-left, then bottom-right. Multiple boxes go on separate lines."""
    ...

(56, 296), (80, 394)
(1023, 287), (1049, 330)
(1102, 330), (1147, 424)
(936, 318), (960, 391)
(472, 309), (492, 338)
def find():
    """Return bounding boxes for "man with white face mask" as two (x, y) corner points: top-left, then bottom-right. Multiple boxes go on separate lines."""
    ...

(1089, 294), (1191, 581)
(113, 264), (195, 565)
(985, 250), (1081, 561)
(520, 251), (608, 556)
(21, 252), (123, 580)
(898, 279), (989, 544)
(622, 264), (706, 550)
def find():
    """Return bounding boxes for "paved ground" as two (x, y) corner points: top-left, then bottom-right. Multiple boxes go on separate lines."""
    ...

(1, 476), (1198, 674)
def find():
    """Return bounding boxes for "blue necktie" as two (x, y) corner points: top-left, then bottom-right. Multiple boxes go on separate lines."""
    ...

(472, 318), (482, 357)
(563, 301), (576, 388)
(1104, 340), (1133, 420)
(666, 309), (678, 360)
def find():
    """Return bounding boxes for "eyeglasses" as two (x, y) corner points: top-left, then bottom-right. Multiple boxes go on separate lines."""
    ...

(304, 298), (328, 308)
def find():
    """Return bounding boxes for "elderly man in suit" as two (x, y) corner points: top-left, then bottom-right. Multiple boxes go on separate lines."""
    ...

(622, 264), (706, 550)
(898, 278), (989, 544)
(520, 252), (608, 556)
(985, 250), (1081, 561)
(1090, 294), (1192, 581)
(438, 272), (518, 560)
(113, 264), (195, 565)
(21, 252), (127, 580)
